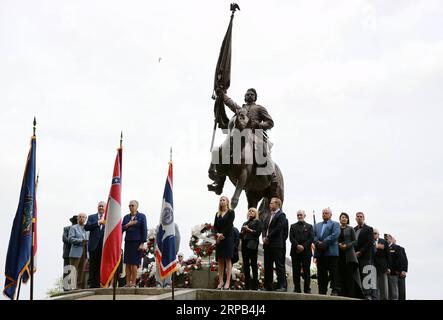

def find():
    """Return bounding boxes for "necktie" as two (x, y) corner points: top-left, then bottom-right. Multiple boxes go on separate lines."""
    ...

(267, 213), (275, 237)
(320, 221), (327, 237)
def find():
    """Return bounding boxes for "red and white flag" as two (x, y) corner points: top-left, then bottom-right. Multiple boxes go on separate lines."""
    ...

(100, 146), (123, 287)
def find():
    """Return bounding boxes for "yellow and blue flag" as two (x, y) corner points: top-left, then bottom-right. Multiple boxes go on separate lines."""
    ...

(3, 135), (36, 299)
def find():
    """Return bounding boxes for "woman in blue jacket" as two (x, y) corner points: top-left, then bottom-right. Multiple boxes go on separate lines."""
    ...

(122, 200), (147, 287)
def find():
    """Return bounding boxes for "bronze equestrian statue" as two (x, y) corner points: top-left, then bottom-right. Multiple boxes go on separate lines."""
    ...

(208, 88), (284, 221)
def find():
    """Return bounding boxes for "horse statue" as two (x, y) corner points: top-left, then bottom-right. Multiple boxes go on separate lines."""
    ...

(210, 109), (284, 222)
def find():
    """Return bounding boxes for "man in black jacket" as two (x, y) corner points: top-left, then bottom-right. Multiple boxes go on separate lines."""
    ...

(354, 212), (374, 299)
(85, 201), (106, 288)
(262, 197), (288, 292)
(373, 228), (390, 300)
(385, 234), (408, 300)
(289, 210), (314, 293)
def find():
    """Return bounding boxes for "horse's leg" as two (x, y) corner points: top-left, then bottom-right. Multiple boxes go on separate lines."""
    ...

(231, 167), (248, 209)
(246, 191), (261, 211)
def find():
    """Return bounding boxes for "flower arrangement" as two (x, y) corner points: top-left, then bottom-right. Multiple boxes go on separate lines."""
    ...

(174, 264), (191, 288)
(138, 262), (157, 287)
(189, 223), (216, 257)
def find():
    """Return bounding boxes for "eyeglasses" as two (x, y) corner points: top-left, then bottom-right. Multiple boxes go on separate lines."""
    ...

(129, 204), (135, 207)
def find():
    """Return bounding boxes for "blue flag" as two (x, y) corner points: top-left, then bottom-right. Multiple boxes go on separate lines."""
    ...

(155, 161), (177, 279)
(3, 136), (36, 299)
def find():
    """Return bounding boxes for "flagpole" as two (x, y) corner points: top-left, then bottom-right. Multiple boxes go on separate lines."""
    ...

(112, 274), (117, 300)
(170, 146), (175, 300)
(112, 131), (123, 301)
(30, 117), (36, 301)
(16, 277), (22, 300)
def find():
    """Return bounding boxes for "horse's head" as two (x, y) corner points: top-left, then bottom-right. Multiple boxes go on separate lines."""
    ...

(235, 109), (249, 130)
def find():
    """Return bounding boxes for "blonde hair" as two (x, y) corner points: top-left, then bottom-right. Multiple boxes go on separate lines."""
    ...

(217, 196), (231, 216)
(247, 207), (259, 220)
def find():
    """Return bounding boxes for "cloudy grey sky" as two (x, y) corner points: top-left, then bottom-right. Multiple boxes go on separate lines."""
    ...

(1, 0), (442, 299)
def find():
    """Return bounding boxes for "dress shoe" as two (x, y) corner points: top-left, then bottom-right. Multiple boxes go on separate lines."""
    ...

(275, 287), (287, 292)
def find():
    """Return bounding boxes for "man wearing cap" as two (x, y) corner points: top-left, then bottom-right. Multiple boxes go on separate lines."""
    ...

(385, 234), (408, 300)
(62, 214), (77, 290)
(85, 201), (106, 288)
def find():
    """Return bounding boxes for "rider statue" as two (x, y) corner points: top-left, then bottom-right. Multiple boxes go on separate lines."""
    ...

(208, 87), (277, 195)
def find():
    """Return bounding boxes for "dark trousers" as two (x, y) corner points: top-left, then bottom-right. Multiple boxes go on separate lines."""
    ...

(398, 276), (406, 300)
(263, 245), (286, 290)
(242, 247), (258, 290)
(291, 254), (311, 293)
(338, 256), (357, 297)
(88, 244), (102, 288)
(317, 255), (339, 295)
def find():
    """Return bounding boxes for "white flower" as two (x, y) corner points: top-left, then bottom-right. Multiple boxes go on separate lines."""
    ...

(148, 228), (156, 239)
(192, 224), (205, 237)
(231, 267), (241, 280)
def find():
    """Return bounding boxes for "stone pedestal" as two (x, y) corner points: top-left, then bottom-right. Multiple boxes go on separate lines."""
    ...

(190, 266), (218, 289)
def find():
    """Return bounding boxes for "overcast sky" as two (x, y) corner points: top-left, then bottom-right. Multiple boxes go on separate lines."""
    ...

(1, 0), (442, 300)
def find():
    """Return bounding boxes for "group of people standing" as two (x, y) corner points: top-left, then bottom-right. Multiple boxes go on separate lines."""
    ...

(62, 200), (147, 290)
(63, 197), (408, 300)
(213, 196), (289, 292)
(212, 196), (408, 300)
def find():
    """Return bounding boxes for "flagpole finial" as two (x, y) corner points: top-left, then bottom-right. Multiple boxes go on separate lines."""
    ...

(230, 3), (240, 15)
(33, 117), (36, 136)
(120, 131), (123, 148)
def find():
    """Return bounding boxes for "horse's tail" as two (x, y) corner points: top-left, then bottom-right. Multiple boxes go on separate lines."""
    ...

(258, 197), (270, 223)
(258, 163), (284, 222)
(274, 163), (284, 205)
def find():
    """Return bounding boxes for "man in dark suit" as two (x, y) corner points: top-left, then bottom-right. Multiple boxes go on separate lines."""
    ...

(262, 197), (288, 292)
(373, 228), (390, 300)
(85, 201), (106, 288)
(290, 209), (314, 293)
(314, 208), (340, 295)
(354, 212), (374, 299)
(385, 234), (408, 300)
(62, 215), (77, 291)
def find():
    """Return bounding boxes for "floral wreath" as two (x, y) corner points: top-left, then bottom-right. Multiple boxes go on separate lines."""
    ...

(189, 223), (217, 258)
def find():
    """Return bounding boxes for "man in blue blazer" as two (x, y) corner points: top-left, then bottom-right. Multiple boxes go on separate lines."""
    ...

(68, 213), (88, 289)
(314, 208), (340, 295)
(85, 201), (106, 288)
(262, 197), (288, 292)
